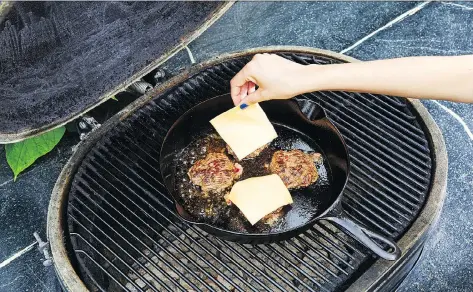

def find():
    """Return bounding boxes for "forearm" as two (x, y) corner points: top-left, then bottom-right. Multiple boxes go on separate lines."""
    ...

(300, 55), (473, 103)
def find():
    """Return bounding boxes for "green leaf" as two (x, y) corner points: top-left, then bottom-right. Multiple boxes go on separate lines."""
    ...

(5, 127), (66, 181)
(110, 95), (118, 101)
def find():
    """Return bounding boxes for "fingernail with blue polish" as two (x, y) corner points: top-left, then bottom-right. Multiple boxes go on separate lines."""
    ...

(240, 103), (248, 110)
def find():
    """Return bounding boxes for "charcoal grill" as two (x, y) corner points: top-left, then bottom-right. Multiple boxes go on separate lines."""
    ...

(47, 47), (447, 291)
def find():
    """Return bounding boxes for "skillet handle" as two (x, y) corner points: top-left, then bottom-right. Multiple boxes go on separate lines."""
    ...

(323, 216), (402, 261)
(294, 97), (327, 121)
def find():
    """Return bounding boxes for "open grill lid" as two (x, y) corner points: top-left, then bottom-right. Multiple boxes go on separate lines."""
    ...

(0, 2), (231, 143)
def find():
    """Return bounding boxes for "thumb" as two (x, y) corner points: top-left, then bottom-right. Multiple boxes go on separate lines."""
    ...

(240, 89), (264, 107)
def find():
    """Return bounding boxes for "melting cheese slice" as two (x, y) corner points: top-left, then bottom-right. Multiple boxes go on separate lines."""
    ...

(228, 174), (293, 225)
(210, 103), (277, 160)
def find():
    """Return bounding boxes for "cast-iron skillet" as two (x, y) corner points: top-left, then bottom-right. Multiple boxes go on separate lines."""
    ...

(160, 94), (401, 260)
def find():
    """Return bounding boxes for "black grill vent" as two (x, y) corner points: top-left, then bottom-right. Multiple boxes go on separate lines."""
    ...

(67, 52), (432, 291)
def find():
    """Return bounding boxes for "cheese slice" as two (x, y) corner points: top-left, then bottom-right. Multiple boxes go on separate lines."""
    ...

(228, 174), (293, 225)
(210, 103), (277, 160)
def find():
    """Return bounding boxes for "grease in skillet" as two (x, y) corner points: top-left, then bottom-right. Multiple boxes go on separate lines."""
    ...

(173, 126), (329, 233)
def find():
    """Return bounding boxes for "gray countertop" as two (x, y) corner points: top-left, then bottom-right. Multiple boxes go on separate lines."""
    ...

(1, 2), (472, 291)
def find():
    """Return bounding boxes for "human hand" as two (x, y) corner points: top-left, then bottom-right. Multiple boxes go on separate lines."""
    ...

(230, 53), (309, 106)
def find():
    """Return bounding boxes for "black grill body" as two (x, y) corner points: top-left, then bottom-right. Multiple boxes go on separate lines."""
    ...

(60, 49), (436, 292)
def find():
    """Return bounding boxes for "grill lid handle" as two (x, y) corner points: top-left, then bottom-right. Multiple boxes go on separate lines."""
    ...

(323, 216), (402, 261)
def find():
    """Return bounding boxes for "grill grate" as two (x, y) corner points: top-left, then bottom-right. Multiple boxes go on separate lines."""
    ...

(67, 52), (433, 291)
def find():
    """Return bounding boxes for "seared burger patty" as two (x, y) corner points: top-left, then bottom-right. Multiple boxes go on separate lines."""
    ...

(226, 143), (269, 160)
(188, 153), (242, 193)
(224, 196), (284, 225)
(269, 150), (321, 189)
(262, 207), (284, 225)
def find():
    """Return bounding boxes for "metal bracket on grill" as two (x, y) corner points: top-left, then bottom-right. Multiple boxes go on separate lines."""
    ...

(153, 68), (167, 84)
(78, 115), (101, 141)
(33, 232), (52, 267)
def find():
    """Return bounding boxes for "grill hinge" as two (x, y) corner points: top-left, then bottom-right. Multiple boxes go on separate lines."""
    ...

(78, 115), (101, 141)
(127, 79), (153, 95)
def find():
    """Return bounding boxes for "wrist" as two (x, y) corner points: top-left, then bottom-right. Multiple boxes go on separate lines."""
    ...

(294, 64), (334, 95)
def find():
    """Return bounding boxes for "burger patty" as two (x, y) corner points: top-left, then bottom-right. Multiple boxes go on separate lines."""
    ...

(224, 195), (284, 225)
(269, 150), (321, 189)
(188, 153), (242, 193)
(262, 207), (284, 225)
(226, 143), (269, 160)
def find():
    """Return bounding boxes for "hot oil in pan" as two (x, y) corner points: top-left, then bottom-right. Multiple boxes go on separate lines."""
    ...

(174, 125), (332, 233)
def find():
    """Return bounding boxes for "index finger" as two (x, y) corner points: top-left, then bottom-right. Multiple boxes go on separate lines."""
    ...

(230, 63), (252, 105)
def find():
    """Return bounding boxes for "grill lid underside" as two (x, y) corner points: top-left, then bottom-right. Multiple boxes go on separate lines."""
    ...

(0, 2), (230, 142)
(62, 49), (434, 292)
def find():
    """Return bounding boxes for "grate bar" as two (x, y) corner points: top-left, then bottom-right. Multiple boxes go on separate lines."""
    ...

(312, 94), (431, 170)
(122, 135), (159, 160)
(231, 58), (252, 69)
(123, 122), (163, 155)
(286, 238), (350, 276)
(342, 203), (393, 237)
(93, 146), (164, 191)
(333, 118), (429, 180)
(248, 245), (312, 291)
(206, 69), (236, 90)
(362, 92), (419, 122)
(348, 174), (415, 216)
(71, 193), (206, 291)
(343, 195), (399, 232)
(263, 245), (332, 291)
(378, 95), (407, 108)
(346, 137), (426, 195)
(80, 168), (254, 292)
(344, 186), (406, 225)
(313, 91), (428, 159)
(325, 91), (428, 148)
(79, 163), (232, 292)
(336, 91), (426, 142)
(301, 231), (358, 266)
(283, 54), (313, 65)
(308, 95), (430, 173)
(75, 250), (127, 292)
(133, 116), (166, 141)
(276, 242), (342, 281)
(196, 74), (224, 94)
(70, 231), (171, 292)
(287, 237), (355, 278)
(112, 141), (162, 176)
(350, 154), (424, 201)
(220, 62), (244, 78)
(77, 179), (233, 291)
(351, 164), (419, 209)
(332, 126), (429, 183)
(70, 207), (182, 291)
(75, 243), (143, 292)
(190, 227), (290, 291)
(314, 223), (366, 257)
